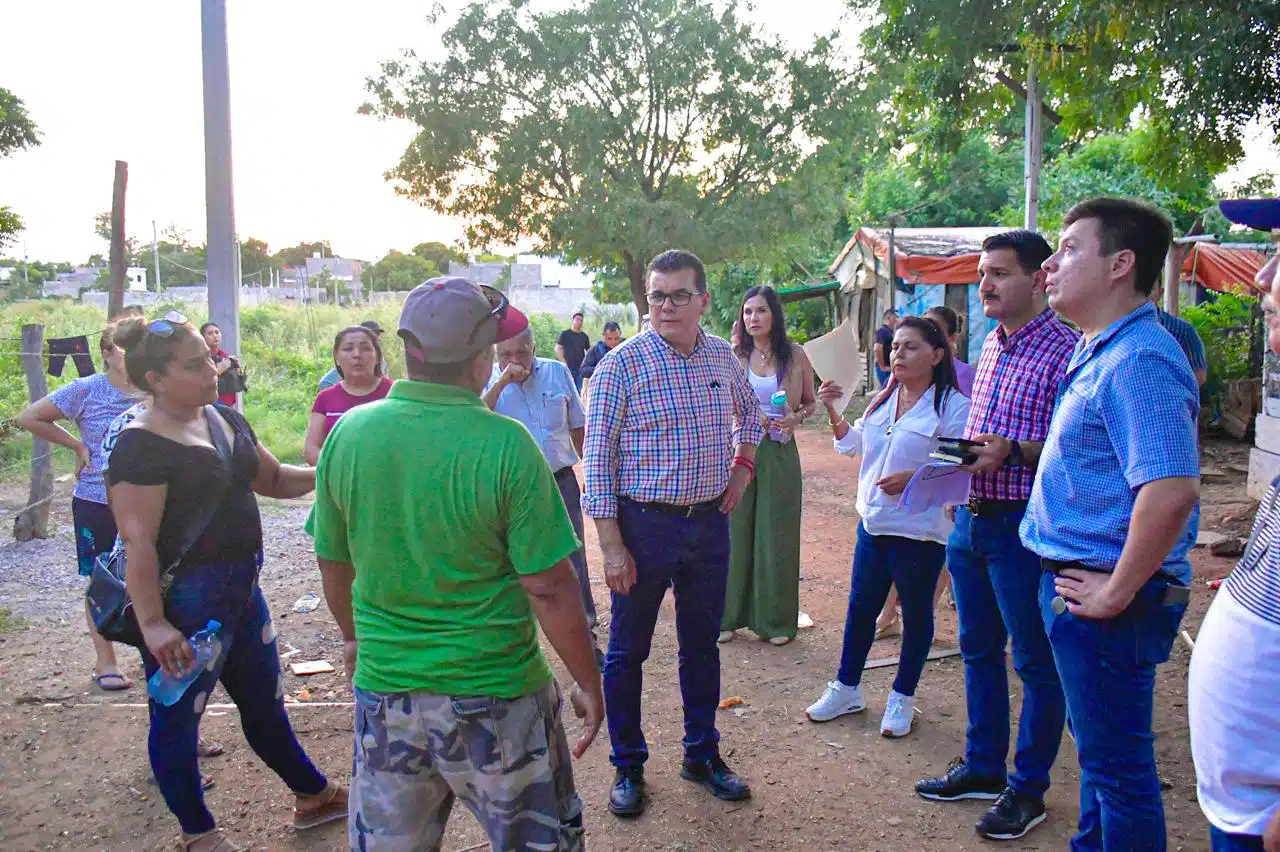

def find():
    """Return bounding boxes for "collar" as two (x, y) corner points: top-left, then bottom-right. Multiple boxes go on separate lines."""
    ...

(652, 326), (708, 359)
(1077, 301), (1156, 362)
(997, 308), (1055, 350)
(388, 378), (486, 408)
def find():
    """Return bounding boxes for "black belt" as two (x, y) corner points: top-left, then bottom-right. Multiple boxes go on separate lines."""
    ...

(619, 496), (720, 517)
(965, 497), (1028, 518)
(1041, 559), (1191, 609)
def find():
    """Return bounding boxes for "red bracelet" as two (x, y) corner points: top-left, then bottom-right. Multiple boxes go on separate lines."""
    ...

(733, 456), (755, 476)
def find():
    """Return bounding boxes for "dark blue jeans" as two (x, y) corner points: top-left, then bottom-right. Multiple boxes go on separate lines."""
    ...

(141, 555), (328, 834)
(605, 502), (730, 767)
(1040, 570), (1187, 852)
(948, 506), (1065, 797)
(1210, 826), (1265, 851)
(553, 467), (597, 634)
(836, 523), (945, 695)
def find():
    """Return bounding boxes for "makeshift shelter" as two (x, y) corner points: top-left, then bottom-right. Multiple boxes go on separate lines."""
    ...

(828, 227), (1004, 385)
(1180, 242), (1269, 297)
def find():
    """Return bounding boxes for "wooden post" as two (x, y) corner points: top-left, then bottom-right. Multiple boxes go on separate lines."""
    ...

(108, 160), (128, 319)
(14, 324), (53, 541)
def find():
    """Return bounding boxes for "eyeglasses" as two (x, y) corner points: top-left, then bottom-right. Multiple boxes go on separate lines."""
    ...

(467, 285), (509, 342)
(646, 289), (695, 307)
(147, 310), (190, 337)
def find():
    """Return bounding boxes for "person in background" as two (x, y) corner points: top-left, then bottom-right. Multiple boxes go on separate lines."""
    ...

(720, 286), (816, 647)
(579, 321), (626, 385)
(200, 323), (240, 407)
(310, 278), (601, 850)
(1151, 285), (1208, 387)
(557, 311), (592, 390)
(926, 306), (975, 397)
(914, 230), (1072, 842)
(1189, 198), (1280, 852)
(109, 315), (344, 852)
(483, 325), (603, 667)
(303, 326), (392, 466)
(15, 316), (143, 692)
(1021, 198), (1200, 850)
(805, 317), (968, 738)
(583, 249), (762, 818)
(874, 309), (898, 389)
(318, 320), (384, 391)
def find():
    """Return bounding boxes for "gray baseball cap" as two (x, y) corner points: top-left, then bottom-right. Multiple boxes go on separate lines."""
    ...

(398, 277), (529, 364)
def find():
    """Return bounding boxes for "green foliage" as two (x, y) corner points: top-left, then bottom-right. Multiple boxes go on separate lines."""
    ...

(1183, 293), (1257, 408)
(271, 241), (335, 268)
(851, 0), (1279, 177)
(364, 251), (436, 292)
(411, 242), (465, 274)
(0, 607), (27, 634)
(1, 88), (40, 251)
(362, 0), (853, 316)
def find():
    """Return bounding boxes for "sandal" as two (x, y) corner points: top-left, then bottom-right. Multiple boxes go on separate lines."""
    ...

(92, 672), (134, 691)
(149, 773), (216, 791)
(294, 783), (348, 831)
(176, 829), (243, 851)
(197, 738), (225, 758)
(874, 618), (902, 640)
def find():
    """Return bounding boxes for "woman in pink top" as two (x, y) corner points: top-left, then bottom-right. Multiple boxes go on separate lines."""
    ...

(303, 326), (391, 464)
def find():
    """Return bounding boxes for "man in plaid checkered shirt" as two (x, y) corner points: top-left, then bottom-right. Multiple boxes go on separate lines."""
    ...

(582, 249), (764, 820)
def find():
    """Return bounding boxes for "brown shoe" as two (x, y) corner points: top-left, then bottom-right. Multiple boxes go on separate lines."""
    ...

(294, 782), (348, 831)
(177, 829), (243, 852)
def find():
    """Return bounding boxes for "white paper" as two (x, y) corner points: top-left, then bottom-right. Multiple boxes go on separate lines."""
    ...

(898, 463), (972, 514)
(803, 316), (863, 415)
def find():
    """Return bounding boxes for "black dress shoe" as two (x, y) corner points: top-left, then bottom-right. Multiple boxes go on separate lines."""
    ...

(609, 766), (645, 817)
(680, 755), (752, 802)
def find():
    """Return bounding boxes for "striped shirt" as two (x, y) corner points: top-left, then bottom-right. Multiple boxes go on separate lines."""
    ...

(1226, 475), (1280, 625)
(1156, 308), (1208, 373)
(965, 310), (1078, 500)
(1020, 302), (1201, 583)
(582, 328), (764, 518)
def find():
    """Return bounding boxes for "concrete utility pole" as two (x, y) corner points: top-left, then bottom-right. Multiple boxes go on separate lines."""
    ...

(1023, 54), (1042, 231)
(108, 160), (128, 318)
(201, 0), (240, 357)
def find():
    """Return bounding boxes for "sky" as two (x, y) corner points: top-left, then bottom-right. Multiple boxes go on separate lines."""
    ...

(1, 0), (1276, 266)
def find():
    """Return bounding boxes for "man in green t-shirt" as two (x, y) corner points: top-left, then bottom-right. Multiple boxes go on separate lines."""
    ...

(309, 277), (604, 852)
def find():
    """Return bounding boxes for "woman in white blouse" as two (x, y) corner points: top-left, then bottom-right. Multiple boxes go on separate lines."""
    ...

(806, 316), (970, 738)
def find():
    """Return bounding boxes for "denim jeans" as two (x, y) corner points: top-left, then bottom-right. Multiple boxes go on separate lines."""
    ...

(141, 554), (327, 834)
(835, 523), (945, 695)
(605, 502), (730, 767)
(1210, 825), (1265, 852)
(553, 467), (598, 634)
(1040, 570), (1187, 852)
(948, 506), (1065, 797)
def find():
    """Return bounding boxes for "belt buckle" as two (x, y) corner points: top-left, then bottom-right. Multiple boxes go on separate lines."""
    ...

(685, 504), (696, 518)
(966, 496), (981, 517)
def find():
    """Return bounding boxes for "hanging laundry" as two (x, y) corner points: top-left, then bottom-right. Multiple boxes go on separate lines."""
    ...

(47, 335), (96, 378)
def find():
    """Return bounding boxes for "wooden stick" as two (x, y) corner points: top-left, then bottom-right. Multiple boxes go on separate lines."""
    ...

(864, 646), (962, 670)
(14, 324), (52, 541)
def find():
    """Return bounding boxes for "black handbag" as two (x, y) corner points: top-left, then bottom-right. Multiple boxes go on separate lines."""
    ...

(86, 405), (234, 648)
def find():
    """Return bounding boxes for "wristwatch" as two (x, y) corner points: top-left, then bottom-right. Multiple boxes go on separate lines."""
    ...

(1004, 439), (1025, 468)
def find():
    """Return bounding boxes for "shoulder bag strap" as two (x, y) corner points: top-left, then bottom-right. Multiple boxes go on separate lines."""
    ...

(157, 406), (236, 591)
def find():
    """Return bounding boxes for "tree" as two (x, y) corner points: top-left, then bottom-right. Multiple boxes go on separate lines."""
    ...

(0, 88), (41, 251)
(362, 0), (854, 319)
(239, 237), (272, 283)
(411, 241), (465, 275)
(94, 210), (138, 255)
(314, 267), (350, 304)
(272, 241), (334, 268)
(851, 0), (1280, 176)
(363, 250), (437, 291)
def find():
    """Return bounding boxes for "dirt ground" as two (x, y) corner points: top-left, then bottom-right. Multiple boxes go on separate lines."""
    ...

(0, 426), (1254, 852)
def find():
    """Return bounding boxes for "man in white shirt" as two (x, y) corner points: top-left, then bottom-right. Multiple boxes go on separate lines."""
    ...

(484, 326), (601, 666)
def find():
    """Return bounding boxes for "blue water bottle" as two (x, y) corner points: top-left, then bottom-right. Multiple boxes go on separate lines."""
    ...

(147, 620), (223, 707)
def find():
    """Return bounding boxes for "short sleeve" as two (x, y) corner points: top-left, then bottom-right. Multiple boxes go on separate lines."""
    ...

(107, 430), (170, 487)
(556, 330), (569, 346)
(1099, 349), (1200, 489)
(1186, 331), (1207, 373)
(502, 429), (581, 575)
(311, 388), (328, 414)
(48, 376), (92, 421)
(307, 446), (350, 562)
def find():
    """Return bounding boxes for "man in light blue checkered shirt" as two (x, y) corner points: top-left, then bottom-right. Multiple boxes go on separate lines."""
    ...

(1020, 198), (1200, 851)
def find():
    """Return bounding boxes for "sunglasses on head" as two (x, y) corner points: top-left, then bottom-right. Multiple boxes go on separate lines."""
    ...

(467, 285), (509, 343)
(147, 310), (190, 337)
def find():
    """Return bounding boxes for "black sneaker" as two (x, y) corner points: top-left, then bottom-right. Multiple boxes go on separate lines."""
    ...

(915, 757), (1005, 801)
(679, 755), (752, 801)
(608, 766), (645, 817)
(976, 788), (1047, 841)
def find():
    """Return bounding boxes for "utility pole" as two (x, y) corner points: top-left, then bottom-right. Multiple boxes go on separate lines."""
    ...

(151, 220), (162, 290)
(886, 217), (898, 312)
(201, 0), (240, 359)
(107, 160), (128, 318)
(1023, 53), (1042, 231)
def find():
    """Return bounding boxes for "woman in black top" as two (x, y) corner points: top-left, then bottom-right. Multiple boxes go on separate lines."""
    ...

(109, 316), (344, 852)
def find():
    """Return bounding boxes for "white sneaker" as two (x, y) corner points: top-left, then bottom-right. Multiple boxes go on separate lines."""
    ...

(805, 681), (865, 722)
(880, 690), (915, 738)
(717, 630), (736, 644)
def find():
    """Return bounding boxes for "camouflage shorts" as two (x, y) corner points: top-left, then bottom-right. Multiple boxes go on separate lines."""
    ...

(349, 679), (585, 852)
